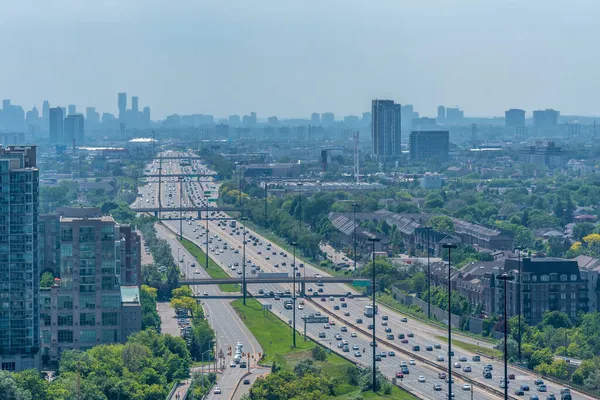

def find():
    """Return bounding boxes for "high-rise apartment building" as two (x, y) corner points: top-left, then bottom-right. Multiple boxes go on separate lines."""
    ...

(39, 208), (141, 363)
(67, 105), (76, 116)
(49, 107), (64, 143)
(409, 130), (450, 161)
(64, 114), (85, 144)
(437, 105), (446, 122)
(445, 107), (464, 123)
(131, 96), (139, 113)
(310, 112), (320, 125)
(533, 109), (559, 129)
(371, 99), (402, 161)
(505, 109), (526, 127)
(321, 112), (335, 125)
(0, 146), (40, 372)
(118, 93), (127, 119)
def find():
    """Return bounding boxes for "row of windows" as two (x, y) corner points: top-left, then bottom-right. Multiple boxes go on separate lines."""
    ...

(54, 329), (117, 344)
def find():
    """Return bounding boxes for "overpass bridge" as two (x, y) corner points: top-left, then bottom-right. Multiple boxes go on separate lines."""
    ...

(143, 173), (216, 178)
(194, 292), (366, 299)
(132, 206), (245, 217)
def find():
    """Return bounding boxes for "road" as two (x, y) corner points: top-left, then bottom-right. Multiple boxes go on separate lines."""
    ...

(135, 152), (592, 400)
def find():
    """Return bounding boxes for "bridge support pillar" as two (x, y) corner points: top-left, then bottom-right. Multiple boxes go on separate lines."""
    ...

(154, 211), (158, 218)
(197, 210), (202, 219)
(300, 282), (306, 298)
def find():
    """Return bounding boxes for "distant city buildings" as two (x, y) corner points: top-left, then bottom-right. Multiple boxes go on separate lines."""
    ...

(49, 107), (65, 143)
(437, 105), (446, 122)
(533, 109), (559, 129)
(64, 114), (85, 145)
(321, 112), (335, 125)
(371, 99), (402, 161)
(409, 130), (449, 162)
(520, 141), (565, 169)
(505, 109), (526, 127)
(0, 146), (40, 372)
(311, 112), (320, 125)
(445, 107), (464, 123)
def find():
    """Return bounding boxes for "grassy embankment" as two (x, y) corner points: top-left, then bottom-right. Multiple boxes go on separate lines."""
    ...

(180, 238), (238, 292)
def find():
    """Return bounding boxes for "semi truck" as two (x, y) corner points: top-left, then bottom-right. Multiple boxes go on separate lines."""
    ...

(230, 220), (237, 228)
(364, 304), (378, 317)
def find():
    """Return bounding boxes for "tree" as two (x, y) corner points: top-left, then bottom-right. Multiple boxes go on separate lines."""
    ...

(430, 215), (454, 234)
(542, 311), (573, 329)
(40, 271), (55, 288)
(0, 370), (33, 400)
(573, 222), (595, 242)
(293, 359), (321, 378)
(514, 226), (535, 249)
(14, 370), (48, 400)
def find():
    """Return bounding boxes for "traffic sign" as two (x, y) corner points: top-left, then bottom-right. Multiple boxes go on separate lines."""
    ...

(352, 280), (370, 287)
(209, 198), (217, 202)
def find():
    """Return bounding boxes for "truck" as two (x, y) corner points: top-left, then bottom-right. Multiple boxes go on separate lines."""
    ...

(284, 300), (293, 310)
(229, 220), (237, 228)
(364, 304), (378, 318)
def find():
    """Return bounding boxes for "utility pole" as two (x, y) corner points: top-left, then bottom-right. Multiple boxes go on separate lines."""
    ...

(515, 246), (523, 362)
(205, 197), (209, 271)
(424, 226), (433, 319)
(291, 241), (298, 347)
(178, 176), (183, 240)
(443, 243), (457, 399)
(241, 217), (248, 305)
(367, 237), (380, 393)
(352, 203), (359, 271)
(263, 171), (268, 224)
(498, 273), (514, 400)
(297, 183), (303, 230)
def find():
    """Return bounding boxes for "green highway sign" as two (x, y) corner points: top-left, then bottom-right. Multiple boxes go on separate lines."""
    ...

(209, 198), (218, 202)
(352, 280), (370, 287)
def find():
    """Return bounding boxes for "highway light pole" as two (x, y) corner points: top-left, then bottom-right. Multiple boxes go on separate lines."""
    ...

(291, 241), (298, 348)
(178, 176), (183, 240)
(297, 183), (303, 230)
(515, 246), (523, 362)
(263, 171), (268, 225)
(498, 273), (514, 400)
(442, 242), (457, 399)
(241, 217), (248, 306)
(205, 197), (209, 271)
(367, 236), (380, 393)
(424, 226), (433, 319)
(352, 203), (359, 271)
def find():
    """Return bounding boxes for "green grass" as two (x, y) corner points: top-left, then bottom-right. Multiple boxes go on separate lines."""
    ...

(231, 298), (417, 399)
(435, 335), (503, 359)
(180, 238), (238, 292)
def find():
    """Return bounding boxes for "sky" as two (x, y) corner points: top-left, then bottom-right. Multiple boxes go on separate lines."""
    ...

(0, 0), (598, 120)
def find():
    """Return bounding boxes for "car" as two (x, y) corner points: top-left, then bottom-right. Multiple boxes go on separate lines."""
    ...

(438, 372), (447, 379)
(546, 395), (556, 400)
(388, 351), (395, 356)
(395, 371), (404, 378)
(230, 361), (236, 367)
(520, 385), (530, 391)
(384, 327), (392, 333)
(243, 379), (250, 385)
(319, 332), (326, 338)
(321, 297), (327, 302)
(434, 343), (441, 349)
(341, 326), (347, 332)
(401, 338), (409, 343)
(534, 379), (544, 386)
(437, 356), (445, 361)
(324, 324), (330, 329)
(386, 333), (394, 340)
(398, 333), (405, 339)
(407, 332), (414, 337)
(203, 291), (208, 296)
(454, 362), (461, 368)
(463, 365), (472, 372)
(333, 305), (340, 310)
(353, 345), (359, 350)
(368, 324), (374, 330)
(382, 315), (388, 320)
(426, 345), (433, 351)
(413, 345), (420, 351)
(485, 364), (493, 371)
(335, 334), (342, 340)
(462, 384), (471, 391)
(458, 356), (467, 362)
(401, 317), (408, 322)
(374, 355), (382, 361)
(509, 373), (515, 380)
(514, 389), (524, 396)
(214, 387), (222, 394)
(344, 312), (351, 317)
(537, 385), (547, 392)
(528, 396), (539, 400)
(408, 359), (415, 365)
(472, 355), (481, 362)
(433, 384), (442, 391)
(418, 375), (426, 382)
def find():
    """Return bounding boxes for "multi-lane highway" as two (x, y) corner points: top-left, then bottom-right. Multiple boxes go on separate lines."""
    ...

(134, 151), (590, 400)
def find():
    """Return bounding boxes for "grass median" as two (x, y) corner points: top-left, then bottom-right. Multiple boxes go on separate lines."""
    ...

(435, 335), (503, 359)
(180, 238), (239, 292)
(232, 298), (416, 399)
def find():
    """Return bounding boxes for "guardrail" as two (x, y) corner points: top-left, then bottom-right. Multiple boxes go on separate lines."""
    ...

(306, 297), (516, 400)
(166, 380), (179, 400)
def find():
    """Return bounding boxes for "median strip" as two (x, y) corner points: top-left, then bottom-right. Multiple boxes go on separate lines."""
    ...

(179, 237), (239, 292)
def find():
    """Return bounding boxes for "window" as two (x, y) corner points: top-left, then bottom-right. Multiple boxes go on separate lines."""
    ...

(101, 259), (115, 274)
(102, 312), (118, 326)
(41, 295), (51, 309)
(79, 294), (96, 309)
(101, 225), (114, 241)
(79, 227), (95, 243)
(58, 315), (73, 326)
(102, 276), (116, 290)
(571, 293), (576, 299)
(1, 362), (16, 371)
(58, 330), (73, 343)
(61, 243), (72, 257)
(80, 330), (96, 343)
(532, 275), (538, 282)
(60, 227), (73, 241)
(540, 275), (549, 282)
(571, 274), (578, 281)
(40, 313), (51, 326)
(102, 295), (121, 309)
(80, 313), (96, 326)
(42, 330), (51, 344)
(102, 329), (118, 343)
(560, 293), (566, 300)
(560, 274), (567, 282)
(58, 295), (73, 309)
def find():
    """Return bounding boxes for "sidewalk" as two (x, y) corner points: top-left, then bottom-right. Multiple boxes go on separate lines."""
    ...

(138, 230), (154, 265)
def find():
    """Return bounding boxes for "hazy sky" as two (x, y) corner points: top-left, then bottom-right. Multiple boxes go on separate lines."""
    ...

(1, 0), (598, 119)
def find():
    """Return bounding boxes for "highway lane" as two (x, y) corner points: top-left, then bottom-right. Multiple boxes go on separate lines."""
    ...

(140, 152), (591, 400)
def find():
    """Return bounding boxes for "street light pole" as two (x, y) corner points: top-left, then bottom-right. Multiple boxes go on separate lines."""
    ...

(352, 203), (359, 271)
(442, 243), (457, 399)
(297, 183), (303, 230)
(367, 237), (380, 393)
(263, 172), (268, 225)
(515, 246), (523, 362)
(291, 241), (298, 348)
(498, 273), (514, 400)
(205, 197), (209, 271)
(424, 226), (433, 319)
(241, 217), (248, 305)
(178, 176), (183, 240)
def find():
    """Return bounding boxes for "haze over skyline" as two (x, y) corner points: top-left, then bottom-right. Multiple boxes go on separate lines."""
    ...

(1, 0), (598, 119)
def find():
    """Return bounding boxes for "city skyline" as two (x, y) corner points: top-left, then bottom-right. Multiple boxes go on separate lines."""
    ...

(2, 1), (600, 119)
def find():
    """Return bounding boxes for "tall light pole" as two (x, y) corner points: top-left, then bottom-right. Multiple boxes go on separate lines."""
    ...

(297, 183), (304, 230)
(367, 237), (380, 393)
(352, 203), (359, 271)
(241, 217), (248, 305)
(178, 176), (183, 240)
(514, 246), (523, 362)
(291, 241), (298, 347)
(424, 226), (433, 319)
(205, 196), (209, 271)
(442, 242), (457, 399)
(498, 273), (514, 400)
(263, 172), (268, 225)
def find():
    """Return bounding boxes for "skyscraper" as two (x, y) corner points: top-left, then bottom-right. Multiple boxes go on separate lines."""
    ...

(49, 107), (64, 143)
(533, 109), (559, 129)
(0, 146), (40, 372)
(321, 112), (335, 125)
(311, 113), (320, 125)
(67, 105), (76, 116)
(42, 101), (50, 130)
(64, 114), (85, 145)
(437, 105), (446, 122)
(409, 130), (450, 161)
(371, 99), (402, 161)
(131, 96), (139, 113)
(505, 109), (526, 127)
(118, 93), (127, 118)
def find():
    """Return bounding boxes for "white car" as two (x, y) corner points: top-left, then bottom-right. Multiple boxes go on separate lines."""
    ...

(418, 376), (426, 382)
(462, 384), (471, 391)
(214, 387), (222, 394)
(409, 359), (416, 365)
(230, 361), (236, 367)
(351, 332), (357, 337)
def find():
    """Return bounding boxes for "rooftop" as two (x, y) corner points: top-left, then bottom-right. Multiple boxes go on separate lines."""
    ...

(121, 286), (141, 304)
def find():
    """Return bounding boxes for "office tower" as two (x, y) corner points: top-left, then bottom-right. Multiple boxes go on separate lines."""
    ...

(64, 114), (85, 145)
(86, 107), (100, 128)
(250, 112), (257, 125)
(67, 105), (76, 116)
(311, 112), (320, 125)
(118, 93), (127, 118)
(49, 107), (64, 143)
(505, 109), (526, 127)
(42, 101), (50, 130)
(0, 146), (40, 372)
(26, 107), (39, 128)
(131, 96), (139, 112)
(401, 105), (414, 130)
(409, 130), (450, 161)
(437, 105), (446, 122)
(321, 112), (335, 125)
(39, 208), (142, 363)
(229, 115), (241, 125)
(371, 99), (402, 161)
(445, 107), (464, 123)
(268, 116), (278, 125)
(362, 112), (372, 124)
(143, 107), (151, 125)
(533, 109), (559, 129)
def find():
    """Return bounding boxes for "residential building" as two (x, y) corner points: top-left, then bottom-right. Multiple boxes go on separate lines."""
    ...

(420, 173), (444, 189)
(505, 109), (525, 127)
(321, 112), (335, 125)
(39, 208), (142, 363)
(64, 114), (85, 145)
(520, 141), (565, 169)
(49, 107), (64, 143)
(131, 96), (139, 113)
(67, 105), (76, 116)
(445, 107), (464, 123)
(409, 130), (449, 161)
(0, 146), (40, 372)
(311, 112), (320, 125)
(437, 105), (446, 122)
(371, 99), (402, 161)
(118, 93), (127, 119)
(533, 109), (559, 129)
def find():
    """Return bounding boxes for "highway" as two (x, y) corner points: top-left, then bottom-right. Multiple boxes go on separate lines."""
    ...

(135, 151), (592, 400)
